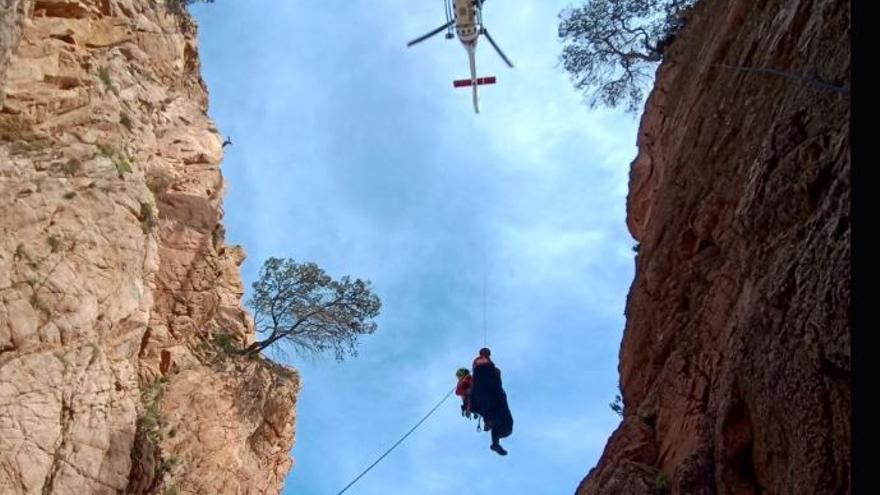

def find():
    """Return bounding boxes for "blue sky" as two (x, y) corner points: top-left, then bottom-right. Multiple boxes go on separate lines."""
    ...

(190, 1), (640, 493)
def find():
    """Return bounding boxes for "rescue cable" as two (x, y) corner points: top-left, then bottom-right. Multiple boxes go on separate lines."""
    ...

(482, 252), (488, 347)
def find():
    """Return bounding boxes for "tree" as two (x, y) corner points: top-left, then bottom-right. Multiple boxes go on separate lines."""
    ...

(168, 0), (215, 17)
(558, 0), (695, 113)
(610, 394), (624, 418)
(244, 257), (382, 360)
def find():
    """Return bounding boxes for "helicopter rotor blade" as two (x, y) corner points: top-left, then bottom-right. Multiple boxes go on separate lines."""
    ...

(481, 27), (514, 68)
(407, 21), (455, 47)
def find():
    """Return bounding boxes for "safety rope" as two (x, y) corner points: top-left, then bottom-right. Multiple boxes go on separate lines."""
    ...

(711, 63), (850, 95)
(335, 388), (456, 495)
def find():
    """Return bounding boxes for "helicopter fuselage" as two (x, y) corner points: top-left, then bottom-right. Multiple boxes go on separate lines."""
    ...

(453, 0), (480, 48)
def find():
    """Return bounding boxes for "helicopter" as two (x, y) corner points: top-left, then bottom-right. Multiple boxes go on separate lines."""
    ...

(407, 0), (514, 113)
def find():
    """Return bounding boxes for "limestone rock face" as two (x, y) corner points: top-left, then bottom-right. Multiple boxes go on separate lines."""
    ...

(0, 1), (299, 493)
(1, 0), (30, 105)
(578, 0), (850, 493)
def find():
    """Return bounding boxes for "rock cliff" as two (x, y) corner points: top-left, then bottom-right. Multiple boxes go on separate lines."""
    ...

(578, 0), (850, 493)
(1, 1), (299, 493)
